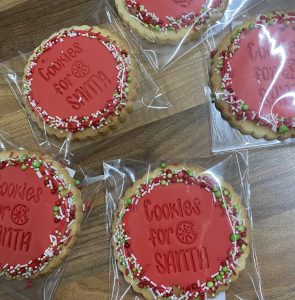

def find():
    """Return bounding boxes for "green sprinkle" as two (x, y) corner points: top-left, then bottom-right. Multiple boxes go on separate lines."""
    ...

(120, 238), (125, 244)
(167, 173), (173, 179)
(58, 186), (64, 192)
(54, 206), (59, 212)
(32, 161), (40, 168)
(21, 165), (27, 171)
(125, 198), (132, 205)
(124, 87), (129, 94)
(19, 154), (28, 160)
(221, 202), (227, 208)
(127, 76), (132, 83)
(75, 179), (80, 186)
(237, 225), (244, 232)
(215, 275), (222, 281)
(241, 244), (247, 250)
(161, 180), (167, 186)
(148, 178), (153, 183)
(222, 266), (228, 272)
(223, 190), (229, 196)
(188, 171), (193, 177)
(160, 162), (167, 168)
(242, 104), (249, 111)
(155, 25), (160, 31)
(230, 233), (241, 242)
(139, 5), (144, 11)
(207, 281), (214, 288)
(278, 125), (288, 134)
(219, 271), (224, 276)
(215, 191), (222, 198)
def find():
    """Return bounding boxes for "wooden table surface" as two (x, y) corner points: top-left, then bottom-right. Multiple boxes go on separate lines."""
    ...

(1, 1), (295, 299)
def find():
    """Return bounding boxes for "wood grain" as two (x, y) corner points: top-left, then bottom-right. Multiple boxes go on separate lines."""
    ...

(0, 1), (295, 300)
(0, 0), (27, 12)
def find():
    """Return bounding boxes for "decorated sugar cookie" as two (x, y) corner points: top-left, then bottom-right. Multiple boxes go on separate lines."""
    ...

(116, 0), (229, 44)
(23, 26), (137, 140)
(211, 12), (295, 140)
(0, 150), (82, 279)
(113, 163), (250, 299)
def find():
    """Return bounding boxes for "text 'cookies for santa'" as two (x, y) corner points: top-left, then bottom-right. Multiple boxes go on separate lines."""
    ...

(211, 12), (295, 140)
(0, 150), (82, 279)
(113, 163), (249, 299)
(23, 26), (137, 140)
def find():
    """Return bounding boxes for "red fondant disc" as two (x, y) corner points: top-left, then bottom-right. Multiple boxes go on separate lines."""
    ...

(229, 23), (295, 118)
(30, 35), (118, 119)
(123, 183), (232, 287)
(0, 166), (66, 267)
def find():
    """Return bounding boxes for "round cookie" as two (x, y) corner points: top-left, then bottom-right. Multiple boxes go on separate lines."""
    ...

(0, 150), (82, 279)
(211, 11), (295, 140)
(112, 163), (250, 299)
(116, 0), (229, 44)
(23, 25), (137, 140)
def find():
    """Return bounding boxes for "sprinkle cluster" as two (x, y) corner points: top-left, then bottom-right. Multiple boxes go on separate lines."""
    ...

(114, 162), (248, 300)
(124, 0), (223, 33)
(0, 153), (80, 279)
(23, 28), (132, 133)
(211, 12), (295, 134)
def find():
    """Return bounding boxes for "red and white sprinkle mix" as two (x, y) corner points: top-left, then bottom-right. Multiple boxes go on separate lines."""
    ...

(124, 0), (223, 33)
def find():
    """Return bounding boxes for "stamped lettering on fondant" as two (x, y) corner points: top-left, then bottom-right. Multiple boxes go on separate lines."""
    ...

(144, 198), (201, 222)
(0, 225), (32, 252)
(227, 26), (295, 118)
(143, 195), (207, 275)
(155, 247), (209, 274)
(0, 176), (43, 204)
(37, 41), (114, 111)
(38, 42), (83, 82)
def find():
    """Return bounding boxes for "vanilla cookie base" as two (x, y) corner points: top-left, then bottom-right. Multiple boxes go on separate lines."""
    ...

(23, 25), (138, 140)
(0, 150), (82, 280)
(112, 164), (250, 299)
(115, 0), (229, 45)
(210, 18), (295, 141)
